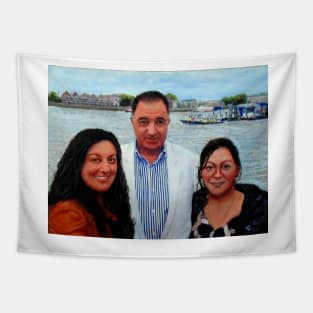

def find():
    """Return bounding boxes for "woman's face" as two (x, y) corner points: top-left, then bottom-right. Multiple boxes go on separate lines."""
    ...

(81, 140), (118, 193)
(201, 147), (240, 197)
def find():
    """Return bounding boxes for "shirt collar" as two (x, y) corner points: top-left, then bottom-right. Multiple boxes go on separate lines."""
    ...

(135, 142), (167, 164)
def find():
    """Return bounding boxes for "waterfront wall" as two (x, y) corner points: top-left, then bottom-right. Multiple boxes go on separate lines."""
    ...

(48, 101), (192, 112)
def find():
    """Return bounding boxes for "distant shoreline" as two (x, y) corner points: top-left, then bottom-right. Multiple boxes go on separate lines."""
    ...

(48, 101), (192, 112)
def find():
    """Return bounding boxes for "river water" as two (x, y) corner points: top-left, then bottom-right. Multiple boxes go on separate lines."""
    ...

(48, 106), (268, 190)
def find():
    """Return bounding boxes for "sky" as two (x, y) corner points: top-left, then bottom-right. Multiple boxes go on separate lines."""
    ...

(48, 65), (268, 101)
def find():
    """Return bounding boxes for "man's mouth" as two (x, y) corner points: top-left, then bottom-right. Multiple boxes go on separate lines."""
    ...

(146, 137), (159, 142)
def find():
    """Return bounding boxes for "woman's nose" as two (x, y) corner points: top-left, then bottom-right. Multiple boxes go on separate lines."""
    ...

(99, 162), (111, 172)
(213, 167), (222, 177)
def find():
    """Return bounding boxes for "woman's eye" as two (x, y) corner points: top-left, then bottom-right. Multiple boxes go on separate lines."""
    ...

(108, 157), (117, 164)
(90, 158), (100, 163)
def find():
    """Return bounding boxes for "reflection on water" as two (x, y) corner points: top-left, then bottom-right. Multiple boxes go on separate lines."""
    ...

(49, 106), (268, 190)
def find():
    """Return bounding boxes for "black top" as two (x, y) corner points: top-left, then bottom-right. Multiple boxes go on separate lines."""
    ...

(191, 184), (268, 238)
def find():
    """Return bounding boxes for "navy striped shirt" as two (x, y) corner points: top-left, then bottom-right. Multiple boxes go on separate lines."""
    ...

(134, 146), (169, 239)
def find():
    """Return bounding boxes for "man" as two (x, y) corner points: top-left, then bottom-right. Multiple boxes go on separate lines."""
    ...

(122, 90), (197, 239)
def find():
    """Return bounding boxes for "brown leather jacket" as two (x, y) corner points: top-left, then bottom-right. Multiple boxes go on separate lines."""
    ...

(48, 199), (100, 237)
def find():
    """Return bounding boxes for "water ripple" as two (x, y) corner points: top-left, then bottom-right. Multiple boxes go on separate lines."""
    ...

(49, 107), (267, 190)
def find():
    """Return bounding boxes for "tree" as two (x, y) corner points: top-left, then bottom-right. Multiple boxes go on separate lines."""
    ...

(222, 96), (232, 105)
(119, 94), (134, 107)
(166, 93), (178, 101)
(233, 93), (247, 105)
(48, 91), (61, 103)
(222, 93), (247, 105)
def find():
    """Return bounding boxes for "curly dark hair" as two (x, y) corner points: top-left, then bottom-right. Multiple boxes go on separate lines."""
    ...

(198, 137), (242, 188)
(49, 128), (134, 238)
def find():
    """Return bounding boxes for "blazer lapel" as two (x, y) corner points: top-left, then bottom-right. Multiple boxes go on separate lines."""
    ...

(161, 142), (178, 238)
(123, 143), (144, 238)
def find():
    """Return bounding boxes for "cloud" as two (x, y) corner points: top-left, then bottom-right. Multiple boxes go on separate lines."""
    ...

(49, 65), (268, 100)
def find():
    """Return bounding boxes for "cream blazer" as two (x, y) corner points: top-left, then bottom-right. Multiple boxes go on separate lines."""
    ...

(121, 142), (198, 239)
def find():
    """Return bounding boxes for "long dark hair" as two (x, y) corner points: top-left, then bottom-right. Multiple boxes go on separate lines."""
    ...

(49, 128), (134, 238)
(198, 137), (242, 188)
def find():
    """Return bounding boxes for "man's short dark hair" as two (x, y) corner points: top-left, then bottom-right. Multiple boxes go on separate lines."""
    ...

(131, 90), (170, 114)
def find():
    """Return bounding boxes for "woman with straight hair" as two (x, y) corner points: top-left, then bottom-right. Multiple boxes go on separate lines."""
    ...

(191, 137), (267, 238)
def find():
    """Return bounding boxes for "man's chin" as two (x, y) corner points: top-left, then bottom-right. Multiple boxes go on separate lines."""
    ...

(144, 141), (160, 147)
(143, 143), (163, 152)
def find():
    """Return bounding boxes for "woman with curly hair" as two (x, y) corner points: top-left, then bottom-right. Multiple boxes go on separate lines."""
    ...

(48, 129), (134, 239)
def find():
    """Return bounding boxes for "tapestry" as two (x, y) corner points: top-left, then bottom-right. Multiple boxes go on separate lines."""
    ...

(17, 53), (296, 257)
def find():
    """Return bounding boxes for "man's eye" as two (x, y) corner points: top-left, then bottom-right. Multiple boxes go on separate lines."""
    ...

(138, 119), (149, 126)
(156, 119), (166, 126)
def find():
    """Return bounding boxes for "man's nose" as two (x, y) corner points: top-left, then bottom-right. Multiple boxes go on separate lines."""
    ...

(146, 121), (157, 134)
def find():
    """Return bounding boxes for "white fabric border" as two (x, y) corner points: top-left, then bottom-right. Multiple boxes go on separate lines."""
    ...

(16, 53), (296, 258)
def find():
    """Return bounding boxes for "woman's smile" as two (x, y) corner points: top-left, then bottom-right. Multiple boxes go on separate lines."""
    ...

(201, 147), (240, 197)
(209, 181), (226, 188)
(81, 140), (118, 193)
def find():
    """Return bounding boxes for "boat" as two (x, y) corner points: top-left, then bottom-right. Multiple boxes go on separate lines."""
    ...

(180, 112), (223, 125)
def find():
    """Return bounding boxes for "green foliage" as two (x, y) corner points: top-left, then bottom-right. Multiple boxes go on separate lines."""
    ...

(120, 94), (134, 107)
(221, 96), (232, 105)
(222, 93), (247, 105)
(166, 93), (178, 101)
(48, 91), (61, 103)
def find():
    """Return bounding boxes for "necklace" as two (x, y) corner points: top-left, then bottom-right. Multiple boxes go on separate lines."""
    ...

(204, 191), (237, 229)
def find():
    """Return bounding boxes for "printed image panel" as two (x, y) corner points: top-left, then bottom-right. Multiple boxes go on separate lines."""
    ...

(48, 65), (268, 240)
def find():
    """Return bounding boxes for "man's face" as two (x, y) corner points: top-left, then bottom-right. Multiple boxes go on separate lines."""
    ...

(131, 99), (170, 155)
